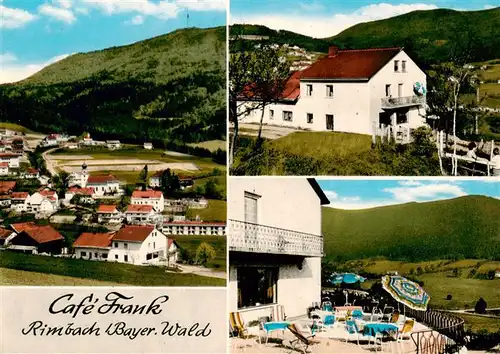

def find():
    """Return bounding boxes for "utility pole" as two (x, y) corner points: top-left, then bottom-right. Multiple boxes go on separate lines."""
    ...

(475, 86), (479, 135)
(186, 9), (190, 28)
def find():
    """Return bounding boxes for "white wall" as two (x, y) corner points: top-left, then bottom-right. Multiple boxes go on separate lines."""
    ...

(228, 178), (321, 235)
(107, 229), (167, 265)
(75, 247), (109, 260)
(131, 196), (164, 212)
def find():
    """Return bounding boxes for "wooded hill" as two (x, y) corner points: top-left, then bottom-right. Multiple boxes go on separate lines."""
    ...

(322, 196), (500, 262)
(0, 27), (226, 145)
(231, 7), (500, 66)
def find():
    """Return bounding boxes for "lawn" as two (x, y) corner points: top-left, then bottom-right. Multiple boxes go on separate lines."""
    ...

(188, 140), (226, 152)
(186, 199), (227, 222)
(452, 313), (500, 333)
(0, 122), (34, 134)
(0, 251), (225, 286)
(172, 235), (226, 270)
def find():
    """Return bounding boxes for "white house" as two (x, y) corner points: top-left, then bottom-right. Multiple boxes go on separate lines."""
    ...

(106, 140), (121, 150)
(162, 221), (226, 236)
(131, 190), (164, 212)
(10, 192), (29, 212)
(107, 225), (171, 265)
(0, 153), (20, 168)
(0, 162), (8, 176)
(144, 142), (153, 150)
(238, 47), (427, 139)
(28, 190), (59, 213)
(96, 205), (122, 224)
(0, 227), (16, 247)
(86, 175), (120, 196)
(125, 204), (158, 224)
(73, 232), (113, 260)
(64, 187), (94, 203)
(23, 168), (39, 179)
(149, 171), (162, 188)
(228, 178), (329, 322)
(188, 198), (208, 209)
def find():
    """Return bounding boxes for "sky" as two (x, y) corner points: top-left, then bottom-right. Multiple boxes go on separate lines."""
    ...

(317, 179), (500, 210)
(0, 0), (226, 84)
(230, 0), (499, 38)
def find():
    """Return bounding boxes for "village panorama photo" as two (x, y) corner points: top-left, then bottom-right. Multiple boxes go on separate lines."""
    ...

(229, 0), (500, 176)
(0, 0), (227, 287)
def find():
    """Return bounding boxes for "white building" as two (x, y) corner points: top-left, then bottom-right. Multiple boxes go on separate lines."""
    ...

(64, 187), (95, 203)
(73, 232), (113, 260)
(0, 153), (20, 168)
(162, 221), (226, 236)
(106, 140), (121, 150)
(131, 190), (164, 212)
(149, 171), (162, 188)
(86, 175), (120, 196)
(107, 225), (174, 265)
(0, 162), (8, 176)
(96, 205), (122, 224)
(238, 47), (427, 139)
(22, 168), (40, 179)
(10, 192), (29, 212)
(188, 198), (208, 209)
(228, 178), (329, 322)
(144, 142), (153, 150)
(125, 204), (158, 224)
(28, 190), (59, 213)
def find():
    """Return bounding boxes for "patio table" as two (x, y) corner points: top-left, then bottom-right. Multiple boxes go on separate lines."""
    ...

(260, 321), (290, 344)
(362, 323), (398, 338)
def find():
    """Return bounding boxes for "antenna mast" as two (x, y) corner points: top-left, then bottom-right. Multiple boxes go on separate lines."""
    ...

(186, 9), (190, 28)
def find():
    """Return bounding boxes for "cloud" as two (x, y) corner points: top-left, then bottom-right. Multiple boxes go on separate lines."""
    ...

(81, 0), (179, 19)
(323, 190), (338, 201)
(0, 53), (72, 84)
(55, 0), (72, 9)
(39, 3), (77, 24)
(327, 199), (397, 210)
(231, 2), (439, 38)
(127, 15), (145, 25)
(398, 180), (423, 187)
(0, 4), (37, 28)
(383, 183), (467, 203)
(483, 4), (497, 9)
(176, 0), (226, 11)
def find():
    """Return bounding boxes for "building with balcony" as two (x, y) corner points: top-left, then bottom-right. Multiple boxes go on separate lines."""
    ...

(131, 190), (164, 212)
(238, 47), (427, 137)
(161, 221), (226, 236)
(228, 178), (329, 322)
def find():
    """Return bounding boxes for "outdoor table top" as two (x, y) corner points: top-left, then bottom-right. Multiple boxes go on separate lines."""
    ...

(362, 323), (398, 337)
(263, 321), (290, 332)
(334, 306), (363, 311)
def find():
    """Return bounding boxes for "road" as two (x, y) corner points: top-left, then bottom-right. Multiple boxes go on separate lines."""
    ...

(41, 147), (61, 176)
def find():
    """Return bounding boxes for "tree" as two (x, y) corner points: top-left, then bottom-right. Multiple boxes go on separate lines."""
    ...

(138, 165), (148, 189)
(474, 298), (487, 314)
(195, 242), (216, 266)
(204, 178), (222, 199)
(160, 168), (180, 195)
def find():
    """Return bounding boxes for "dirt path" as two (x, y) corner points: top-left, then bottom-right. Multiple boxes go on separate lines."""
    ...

(234, 123), (304, 140)
(41, 147), (61, 176)
(177, 264), (226, 279)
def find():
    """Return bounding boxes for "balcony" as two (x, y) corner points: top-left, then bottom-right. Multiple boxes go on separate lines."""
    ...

(381, 95), (425, 109)
(228, 219), (323, 257)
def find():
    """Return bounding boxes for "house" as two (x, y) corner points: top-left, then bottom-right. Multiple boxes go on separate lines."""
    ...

(188, 197), (208, 209)
(0, 153), (20, 168)
(41, 134), (59, 147)
(106, 140), (121, 150)
(10, 192), (29, 212)
(0, 181), (16, 194)
(28, 190), (59, 213)
(64, 187), (95, 204)
(73, 232), (114, 260)
(0, 162), (9, 176)
(108, 225), (172, 265)
(164, 198), (188, 213)
(238, 47), (427, 138)
(23, 168), (39, 179)
(86, 175), (120, 195)
(144, 142), (153, 150)
(162, 221), (226, 236)
(495, 269), (500, 279)
(96, 205), (122, 224)
(179, 177), (194, 189)
(8, 222), (64, 254)
(125, 204), (158, 224)
(0, 195), (11, 208)
(228, 178), (329, 322)
(131, 190), (164, 212)
(149, 171), (162, 188)
(0, 227), (15, 247)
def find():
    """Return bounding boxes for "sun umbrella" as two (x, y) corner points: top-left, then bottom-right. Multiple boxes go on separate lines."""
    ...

(382, 275), (430, 311)
(330, 273), (366, 285)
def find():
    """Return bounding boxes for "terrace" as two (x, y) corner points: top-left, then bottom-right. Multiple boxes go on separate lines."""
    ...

(228, 219), (323, 257)
(381, 95), (426, 109)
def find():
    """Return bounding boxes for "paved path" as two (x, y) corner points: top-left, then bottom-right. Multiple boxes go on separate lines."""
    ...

(177, 264), (226, 279)
(234, 123), (304, 140)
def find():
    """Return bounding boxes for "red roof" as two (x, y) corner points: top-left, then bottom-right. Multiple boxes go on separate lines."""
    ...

(0, 227), (13, 240)
(113, 225), (155, 242)
(0, 162), (8, 167)
(0, 153), (18, 158)
(301, 47), (402, 81)
(97, 205), (118, 213)
(132, 190), (162, 198)
(152, 171), (163, 178)
(26, 168), (39, 174)
(11, 192), (28, 199)
(164, 221), (226, 226)
(240, 71), (302, 102)
(0, 181), (16, 194)
(11, 223), (64, 244)
(73, 232), (113, 248)
(67, 187), (94, 195)
(87, 175), (117, 184)
(126, 204), (153, 213)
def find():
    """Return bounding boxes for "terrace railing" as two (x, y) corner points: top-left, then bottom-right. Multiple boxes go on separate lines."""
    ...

(381, 95), (426, 109)
(228, 219), (323, 257)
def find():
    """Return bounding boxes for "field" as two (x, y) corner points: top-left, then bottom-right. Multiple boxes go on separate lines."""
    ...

(452, 313), (500, 333)
(0, 251), (225, 286)
(186, 199), (227, 222)
(188, 140), (226, 152)
(0, 122), (34, 134)
(172, 235), (226, 270)
(473, 60), (500, 109)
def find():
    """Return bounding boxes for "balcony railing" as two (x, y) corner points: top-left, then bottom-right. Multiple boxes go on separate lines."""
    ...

(228, 219), (323, 257)
(381, 95), (425, 109)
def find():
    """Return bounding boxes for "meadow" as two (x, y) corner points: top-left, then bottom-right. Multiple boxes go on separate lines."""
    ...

(172, 235), (227, 270)
(186, 199), (227, 222)
(187, 140), (226, 152)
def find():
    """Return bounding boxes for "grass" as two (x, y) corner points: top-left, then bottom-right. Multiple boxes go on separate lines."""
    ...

(0, 122), (34, 134)
(172, 235), (226, 270)
(188, 140), (226, 152)
(186, 199), (227, 222)
(0, 251), (225, 286)
(193, 175), (227, 191)
(453, 313), (500, 333)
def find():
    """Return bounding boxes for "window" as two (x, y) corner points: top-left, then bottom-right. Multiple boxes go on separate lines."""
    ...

(402, 61), (407, 73)
(326, 114), (334, 130)
(326, 85), (333, 97)
(115, 254), (118, 260)
(398, 84), (403, 98)
(114, 242), (118, 248)
(102, 253), (108, 259)
(124, 255), (128, 262)
(269, 109), (274, 120)
(306, 84), (313, 96)
(385, 84), (391, 97)
(238, 267), (278, 308)
(81, 251), (86, 257)
(307, 113), (313, 124)
(394, 60), (400, 72)
(283, 111), (293, 122)
(94, 252), (98, 258)
(124, 243), (128, 249)
(244, 192), (260, 224)
(397, 111), (408, 124)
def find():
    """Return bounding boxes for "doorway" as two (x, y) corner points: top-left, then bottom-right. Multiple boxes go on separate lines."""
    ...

(326, 114), (334, 130)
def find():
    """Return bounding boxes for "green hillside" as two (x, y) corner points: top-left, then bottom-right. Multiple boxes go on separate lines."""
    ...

(322, 196), (500, 261)
(0, 27), (226, 144)
(231, 7), (500, 65)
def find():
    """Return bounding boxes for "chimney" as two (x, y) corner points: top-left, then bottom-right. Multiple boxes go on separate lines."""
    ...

(328, 46), (339, 58)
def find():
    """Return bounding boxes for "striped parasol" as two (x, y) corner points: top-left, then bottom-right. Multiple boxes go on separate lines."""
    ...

(382, 275), (430, 311)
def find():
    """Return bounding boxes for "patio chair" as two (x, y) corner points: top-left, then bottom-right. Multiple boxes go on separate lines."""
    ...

(321, 301), (333, 312)
(229, 312), (248, 339)
(381, 306), (394, 322)
(287, 322), (320, 354)
(396, 319), (415, 341)
(344, 319), (381, 349)
(270, 304), (286, 322)
(390, 312), (400, 324)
